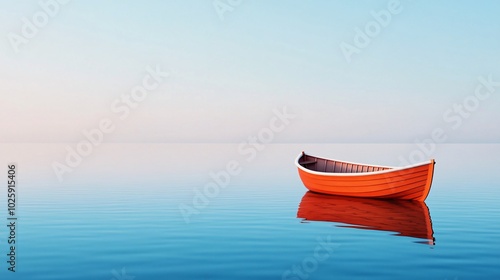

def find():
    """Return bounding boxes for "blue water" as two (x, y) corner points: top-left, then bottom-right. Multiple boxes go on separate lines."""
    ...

(0, 144), (499, 279)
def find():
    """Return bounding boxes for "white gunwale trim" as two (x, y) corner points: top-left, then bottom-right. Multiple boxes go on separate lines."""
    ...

(295, 152), (434, 177)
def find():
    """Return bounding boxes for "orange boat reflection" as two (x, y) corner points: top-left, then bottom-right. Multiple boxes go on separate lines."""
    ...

(297, 192), (435, 245)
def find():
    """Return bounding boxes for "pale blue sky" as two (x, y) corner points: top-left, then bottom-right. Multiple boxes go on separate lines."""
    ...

(1, 0), (499, 143)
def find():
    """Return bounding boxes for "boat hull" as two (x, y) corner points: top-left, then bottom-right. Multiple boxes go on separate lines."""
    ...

(296, 153), (435, 201)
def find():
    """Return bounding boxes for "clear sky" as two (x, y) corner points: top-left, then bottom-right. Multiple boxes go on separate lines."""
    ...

(1, 0), (499, 143)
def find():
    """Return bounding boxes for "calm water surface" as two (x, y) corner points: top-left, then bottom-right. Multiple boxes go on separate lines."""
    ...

(0, 144), (499, 279)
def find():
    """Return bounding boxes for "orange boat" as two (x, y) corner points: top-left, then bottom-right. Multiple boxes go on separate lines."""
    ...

(297, 192), (435, 244)
(296, 152), (435, 201)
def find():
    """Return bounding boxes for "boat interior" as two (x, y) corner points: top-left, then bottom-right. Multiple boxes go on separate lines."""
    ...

(298, 154), (391, 174)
